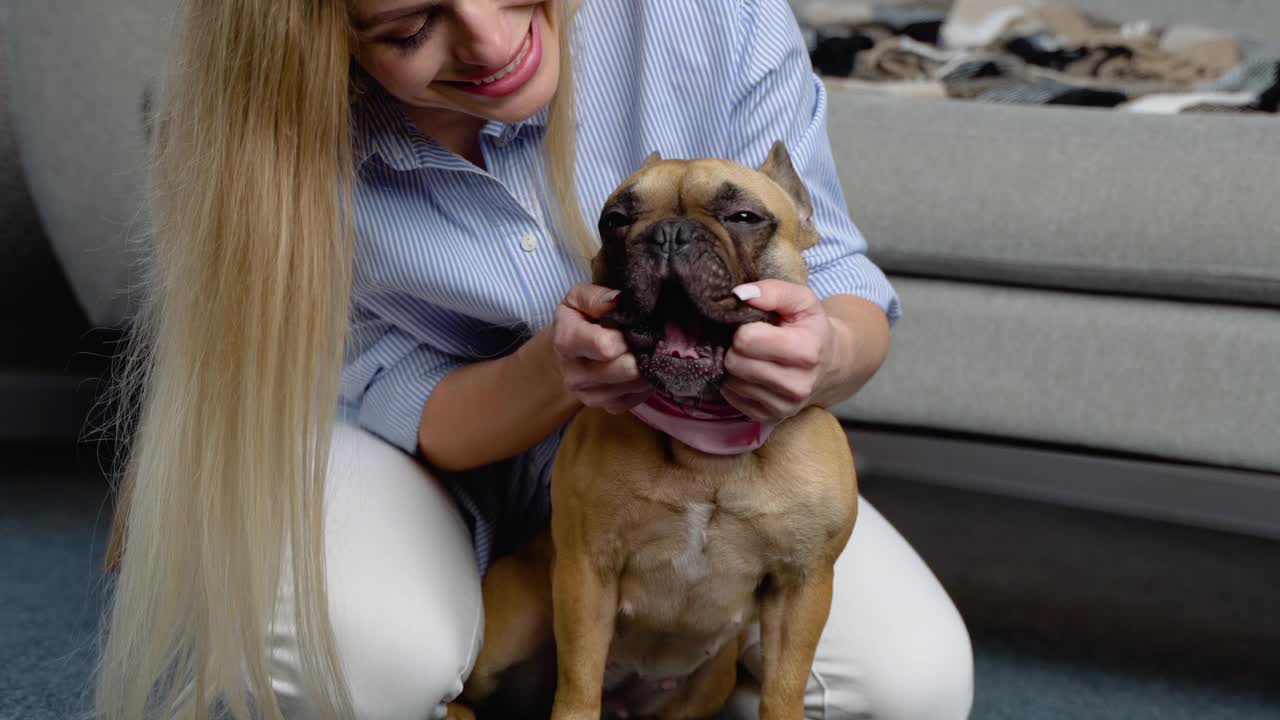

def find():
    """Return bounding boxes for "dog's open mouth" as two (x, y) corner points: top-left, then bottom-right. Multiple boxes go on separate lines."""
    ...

(620, 282), (736, 399)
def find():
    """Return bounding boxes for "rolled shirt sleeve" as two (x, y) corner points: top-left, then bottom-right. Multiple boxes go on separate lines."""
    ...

(724, 0), (902, 324)
(340, 316), (465, 456)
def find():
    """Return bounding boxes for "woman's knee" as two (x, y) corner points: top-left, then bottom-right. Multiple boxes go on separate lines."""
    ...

(729, 611), (973, 720)
(271, 574), (481, 720)
(850, 608), (973, 720)
(810, 594), (973, 720)
(812, 499), (974, 719)
(273, 420), (484, 719)
(328, 582), (482, 719)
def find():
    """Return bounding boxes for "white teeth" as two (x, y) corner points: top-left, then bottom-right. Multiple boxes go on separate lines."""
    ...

(471, 32), (532, 85)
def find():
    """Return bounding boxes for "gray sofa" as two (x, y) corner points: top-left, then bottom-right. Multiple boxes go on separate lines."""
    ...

(807, 0), (1280, 540)
(3, 1), (1278, 538)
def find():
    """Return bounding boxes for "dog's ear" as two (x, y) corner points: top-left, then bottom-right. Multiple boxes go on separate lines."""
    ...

(759, 141), (815, 237)
(641, 150), (663, 168)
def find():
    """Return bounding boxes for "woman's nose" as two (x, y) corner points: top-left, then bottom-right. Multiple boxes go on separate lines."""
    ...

(451, 2), (514, 69)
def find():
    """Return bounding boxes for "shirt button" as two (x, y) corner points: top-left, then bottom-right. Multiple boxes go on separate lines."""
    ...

(520, 234), (538, 252)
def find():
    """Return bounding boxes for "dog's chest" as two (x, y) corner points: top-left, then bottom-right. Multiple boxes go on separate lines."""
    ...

(619, 486), (808, 604)
(620, 478), (821, 583)
(669, 501), (716, 581)
(621, 496), (781, 593)
(607, 489), (816, 677)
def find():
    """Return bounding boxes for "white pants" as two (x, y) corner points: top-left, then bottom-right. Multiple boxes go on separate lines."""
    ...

(269, 422), (974, 720)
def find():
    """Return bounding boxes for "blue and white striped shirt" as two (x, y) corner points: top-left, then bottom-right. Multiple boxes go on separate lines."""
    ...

(339, 0), (901, 571)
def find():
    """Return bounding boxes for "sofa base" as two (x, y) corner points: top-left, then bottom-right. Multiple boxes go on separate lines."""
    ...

(847, 424), (1280, 542)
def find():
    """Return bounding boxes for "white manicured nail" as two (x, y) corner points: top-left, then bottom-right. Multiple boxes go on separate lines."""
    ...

(732, 284), (761, 301)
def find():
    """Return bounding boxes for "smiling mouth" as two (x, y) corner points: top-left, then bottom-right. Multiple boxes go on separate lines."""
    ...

(439, 13), (541, 97)
(462, 30), (532, 85)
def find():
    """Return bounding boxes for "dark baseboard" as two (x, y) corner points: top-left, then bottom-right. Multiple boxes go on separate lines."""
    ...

(0, 325), (126, 451)
(0, 371), (105, 444)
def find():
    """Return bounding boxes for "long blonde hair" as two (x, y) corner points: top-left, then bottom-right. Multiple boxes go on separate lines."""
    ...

(93, 1), (591, 718)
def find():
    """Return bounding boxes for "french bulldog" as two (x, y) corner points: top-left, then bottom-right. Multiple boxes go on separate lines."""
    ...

(449, 142), (858, 720)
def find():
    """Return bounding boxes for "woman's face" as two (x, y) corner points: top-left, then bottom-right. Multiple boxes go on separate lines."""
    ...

(351, 1), (560, 126)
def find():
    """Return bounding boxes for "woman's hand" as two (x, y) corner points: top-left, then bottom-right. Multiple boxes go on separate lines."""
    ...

(551, 283), (654, 414)
(721, 280), (844, 425)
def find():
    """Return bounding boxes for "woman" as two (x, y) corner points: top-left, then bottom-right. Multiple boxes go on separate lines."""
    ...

(95, 0), (974, 718)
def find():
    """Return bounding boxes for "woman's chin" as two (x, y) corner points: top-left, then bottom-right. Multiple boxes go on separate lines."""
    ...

(461, 92), (554, 126)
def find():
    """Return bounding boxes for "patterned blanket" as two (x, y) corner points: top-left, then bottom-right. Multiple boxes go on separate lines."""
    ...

(797, 0), (1280, 115)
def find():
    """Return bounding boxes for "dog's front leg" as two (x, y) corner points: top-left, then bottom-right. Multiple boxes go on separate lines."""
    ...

(756, 569), (836, 720)
(549, 545), (618, 720)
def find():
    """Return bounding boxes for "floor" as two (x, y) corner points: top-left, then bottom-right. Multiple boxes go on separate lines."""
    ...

(865, 477), (1280, 720)
(3, 441), (1280, 720)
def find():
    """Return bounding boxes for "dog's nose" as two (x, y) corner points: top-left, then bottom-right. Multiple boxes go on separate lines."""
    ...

(648, 219), (695, 257)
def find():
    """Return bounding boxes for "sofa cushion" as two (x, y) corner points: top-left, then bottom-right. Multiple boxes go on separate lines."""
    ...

(2, 2), (174, 329)
(833, 276), (1280, 474)
(827, 91), (1280, 307)
(0, 11), (45, 284)
(0, 12), (92, 371)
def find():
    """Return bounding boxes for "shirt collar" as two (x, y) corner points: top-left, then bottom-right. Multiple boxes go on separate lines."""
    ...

(480, 106), (550, 143)
(351, 82), (549, 173)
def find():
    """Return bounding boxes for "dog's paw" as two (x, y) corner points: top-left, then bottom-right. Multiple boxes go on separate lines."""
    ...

(442, 702), (476, 720)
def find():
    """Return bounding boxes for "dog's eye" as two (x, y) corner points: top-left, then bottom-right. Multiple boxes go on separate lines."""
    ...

(599, 211), (633, 232)
(725, 211), (765, 225)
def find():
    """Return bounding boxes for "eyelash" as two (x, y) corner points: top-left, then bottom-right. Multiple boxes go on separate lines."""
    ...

(389, 8), (442, 51)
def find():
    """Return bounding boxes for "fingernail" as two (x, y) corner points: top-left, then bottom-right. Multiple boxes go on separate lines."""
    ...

(603, 290), (621, 303)
(732, 284), (761, 301)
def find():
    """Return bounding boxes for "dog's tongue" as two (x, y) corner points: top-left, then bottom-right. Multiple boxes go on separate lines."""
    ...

(662, 320), (701, 358)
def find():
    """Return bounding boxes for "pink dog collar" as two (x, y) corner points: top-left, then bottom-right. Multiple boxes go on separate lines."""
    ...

(629, 394), (775, 455)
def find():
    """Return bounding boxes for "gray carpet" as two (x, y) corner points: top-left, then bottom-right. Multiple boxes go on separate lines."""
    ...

(4, 443), (1280, 720)
(2, 445), (111, 720)
(864, 475), (1280, 720)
